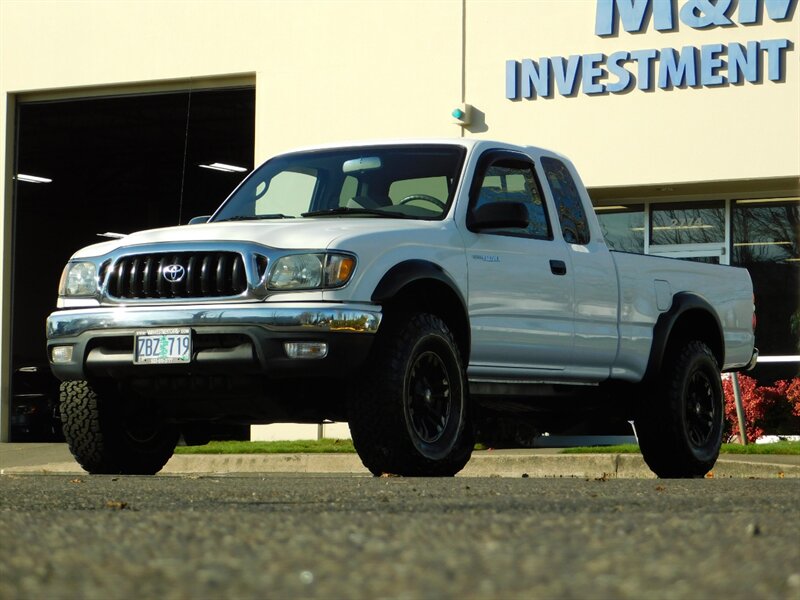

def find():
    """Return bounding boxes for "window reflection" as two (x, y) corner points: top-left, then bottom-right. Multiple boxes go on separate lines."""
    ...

(541, 157), (590, 245)
(733, 201), (799, 264)
(732, 200), (799, 379)
(650, 202), (725, 245)
(596, 206), (644, 253)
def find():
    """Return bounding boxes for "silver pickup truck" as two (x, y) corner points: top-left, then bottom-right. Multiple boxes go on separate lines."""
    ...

(47, 139), (757, 478)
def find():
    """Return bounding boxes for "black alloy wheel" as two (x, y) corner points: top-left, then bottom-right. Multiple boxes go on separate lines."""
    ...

(348, 312), (473, 476)
(636, 340), (724, 478)
(684, 368), (717, 448)
(407, 350), (453, 445)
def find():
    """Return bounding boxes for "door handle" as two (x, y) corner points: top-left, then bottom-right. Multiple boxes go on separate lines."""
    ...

(549, 260), (567, 276)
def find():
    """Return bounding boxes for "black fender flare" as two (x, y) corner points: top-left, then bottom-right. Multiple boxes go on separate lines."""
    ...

(371, 260), (466, 307)
(644, 292), (724, 382)
(371, 259), (470, 356)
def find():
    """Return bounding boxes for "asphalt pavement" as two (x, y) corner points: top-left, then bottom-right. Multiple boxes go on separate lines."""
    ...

(2, 443), (799, 478)
(1, 475), (799, 599)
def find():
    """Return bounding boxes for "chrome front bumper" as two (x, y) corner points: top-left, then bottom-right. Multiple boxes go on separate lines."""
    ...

(47, 302), (382, 340)
(46, 302), (383, 381)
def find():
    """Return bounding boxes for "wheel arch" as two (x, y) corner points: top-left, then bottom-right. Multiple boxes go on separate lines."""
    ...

(371, 260), (470, 363)
(644, 292), (724, 382)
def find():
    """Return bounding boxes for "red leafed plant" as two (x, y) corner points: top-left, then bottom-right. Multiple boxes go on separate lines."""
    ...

(722, 375), (800, 443)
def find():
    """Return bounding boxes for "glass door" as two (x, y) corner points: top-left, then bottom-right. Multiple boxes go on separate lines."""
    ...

(647, 201), (729, 265)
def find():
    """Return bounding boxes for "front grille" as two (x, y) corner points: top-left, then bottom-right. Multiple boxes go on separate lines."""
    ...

(103, 252), (248, 299)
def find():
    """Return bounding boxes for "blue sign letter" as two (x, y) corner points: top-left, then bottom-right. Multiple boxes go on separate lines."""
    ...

(761, 38), (790, 81)
(582, 53), (607, 94)
(700, 43), (726, 85)
(630, 48), (659, 89)
(595, 0), (675, 35)
(521, 58), (551, 98)
(739, 0), (795, 24)
(680, 0), (734, 29)
(659, 46), (699, 87)
(552, 55), (582, 96)
(607, 51), (634, 92)
(506, 60), (519, 99)
(728, 41), (759, 83)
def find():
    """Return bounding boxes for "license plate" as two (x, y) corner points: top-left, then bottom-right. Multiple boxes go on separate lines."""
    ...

(134, 328), (191, 364)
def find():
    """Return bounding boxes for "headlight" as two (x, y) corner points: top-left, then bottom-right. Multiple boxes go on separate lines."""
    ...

(58, 262), (98, 297)
(268, 253), (356, 290)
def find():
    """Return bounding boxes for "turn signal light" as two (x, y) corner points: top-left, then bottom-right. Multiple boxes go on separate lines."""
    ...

(325, 255), (356, 287)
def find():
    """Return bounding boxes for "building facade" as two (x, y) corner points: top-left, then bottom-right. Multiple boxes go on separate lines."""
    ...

(0, 0), (797, 441)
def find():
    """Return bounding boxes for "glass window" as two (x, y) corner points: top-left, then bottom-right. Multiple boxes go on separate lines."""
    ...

(254, 170), (318, 217)
(650, 202), (724, 246)
(541, 157), (590, 244)
(213, 145), (466, 221)
(388, 176), (449, 207)
(473, 161), (551, 239)
(732, 200), (800, 376)
(732, 201), (799, 264)
(596, 206), (645, 253)
(338, 175), (358, 205)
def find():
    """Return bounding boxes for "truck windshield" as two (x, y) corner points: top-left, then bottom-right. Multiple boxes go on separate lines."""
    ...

(211, 145), (466, 222)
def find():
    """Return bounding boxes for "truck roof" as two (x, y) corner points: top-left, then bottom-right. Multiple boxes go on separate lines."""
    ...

(269, 138), (559, 159)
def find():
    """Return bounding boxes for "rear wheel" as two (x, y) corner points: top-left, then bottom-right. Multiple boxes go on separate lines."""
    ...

(60, 381), (178, 475)
(636, 341), (723, 478)
(348, 313), (473, 476)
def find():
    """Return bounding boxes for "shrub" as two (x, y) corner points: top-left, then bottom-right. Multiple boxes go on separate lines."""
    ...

(722, 375), (800, 443)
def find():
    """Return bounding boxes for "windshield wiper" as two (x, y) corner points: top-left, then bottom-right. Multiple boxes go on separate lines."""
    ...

(301, 207), (407, 218)
(214, 214), (295, 222)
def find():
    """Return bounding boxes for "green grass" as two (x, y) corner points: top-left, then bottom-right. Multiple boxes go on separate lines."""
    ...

(174, 438), (356, 455)
(561, 444), (642, 454)
(561, 441), (800, 455)
(174, 439), (800, 456)
(718, 441), (800, 455)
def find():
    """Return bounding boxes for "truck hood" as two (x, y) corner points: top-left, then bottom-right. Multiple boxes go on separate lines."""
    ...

(71, 218), (447, 258)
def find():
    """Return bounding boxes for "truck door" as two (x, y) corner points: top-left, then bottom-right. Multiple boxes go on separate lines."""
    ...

(462, 150), (575, 380)
(539, 156), (619, 381)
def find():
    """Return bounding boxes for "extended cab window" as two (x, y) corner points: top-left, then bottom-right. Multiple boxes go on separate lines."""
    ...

(471, 158), (551, 239)
(541, 157), (590, 245)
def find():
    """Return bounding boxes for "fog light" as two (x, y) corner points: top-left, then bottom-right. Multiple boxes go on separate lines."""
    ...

(284, 342), (328, 359)
(52, 346), (74, 363)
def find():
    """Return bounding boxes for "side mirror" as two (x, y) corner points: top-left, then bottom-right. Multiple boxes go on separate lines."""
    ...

(468, 202), (529, 231)
(188, 215), (211, 225)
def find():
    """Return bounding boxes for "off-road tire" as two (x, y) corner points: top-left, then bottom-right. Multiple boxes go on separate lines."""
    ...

(348, 313), (473, 476)
(636, 341), (723, 478)
(60, 380), (179, 475)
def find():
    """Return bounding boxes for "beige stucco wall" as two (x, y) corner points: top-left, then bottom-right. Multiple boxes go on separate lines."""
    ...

(466, 0), (800, 187)
(0, 0), (798, 439)
(4, 1), (796, 186)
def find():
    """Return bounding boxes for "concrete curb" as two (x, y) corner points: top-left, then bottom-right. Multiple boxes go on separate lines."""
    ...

(463, 453), (800, 479)
(2, 451), (798, 478)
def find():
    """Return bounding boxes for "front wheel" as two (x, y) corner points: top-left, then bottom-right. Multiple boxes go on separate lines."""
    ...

(635, 341), (724, 478)
(348, 313), (473, 476)
(60, 381), (178, 475)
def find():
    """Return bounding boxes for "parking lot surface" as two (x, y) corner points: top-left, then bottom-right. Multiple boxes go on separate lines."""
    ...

(1, 474), (798, 599)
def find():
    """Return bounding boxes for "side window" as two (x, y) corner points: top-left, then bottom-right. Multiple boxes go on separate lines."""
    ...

(473, 160), (551, 239)
(541, 157), (590, 245)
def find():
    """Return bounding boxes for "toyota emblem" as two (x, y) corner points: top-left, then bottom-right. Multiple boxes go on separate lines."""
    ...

(163, 264), (186, 283)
